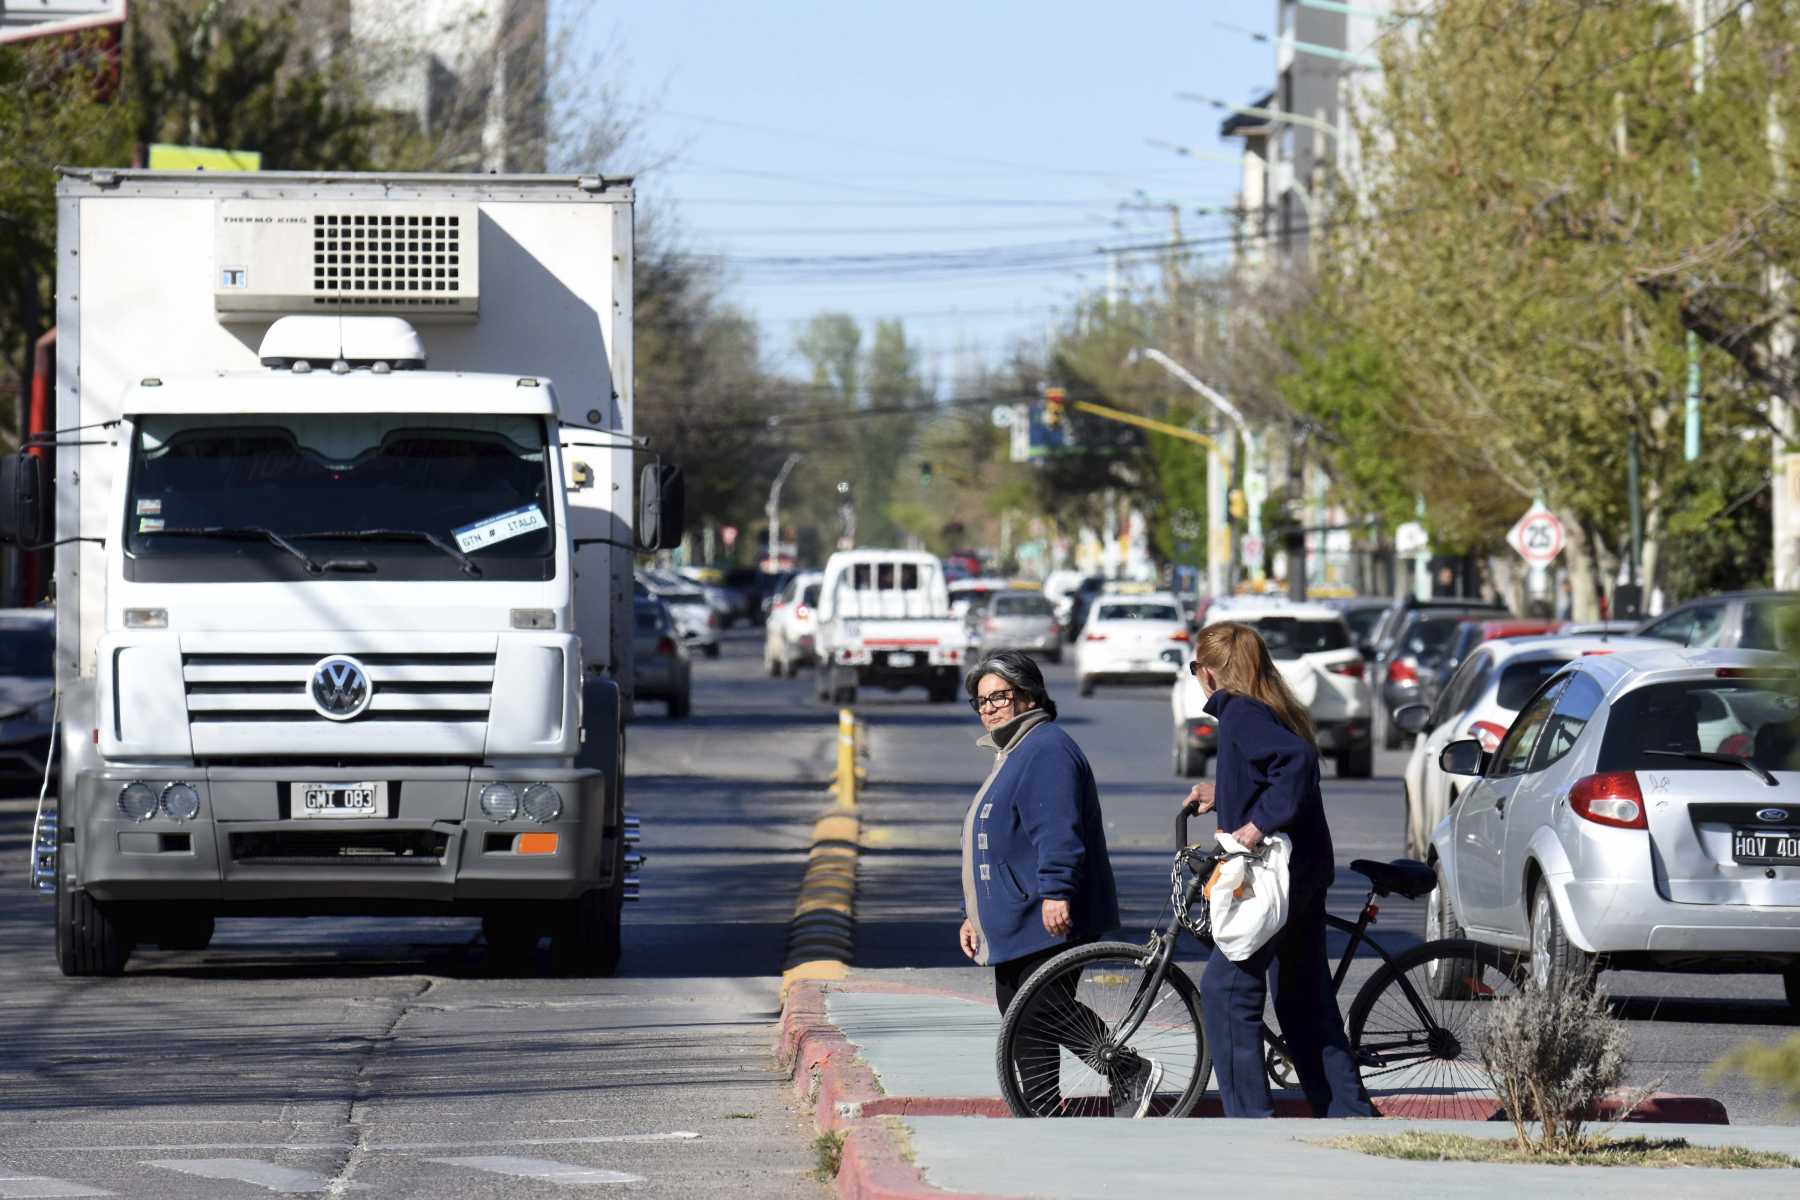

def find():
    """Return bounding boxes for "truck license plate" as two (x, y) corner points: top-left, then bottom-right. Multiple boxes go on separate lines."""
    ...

(1732, 828), (1800, 865)
(886, 652), (916, 669)
(296, 782), (385, 820)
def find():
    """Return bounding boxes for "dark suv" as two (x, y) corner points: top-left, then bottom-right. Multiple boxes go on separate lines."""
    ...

(1633, 590), (1800, 651)
(1376, 606), (1512, 748)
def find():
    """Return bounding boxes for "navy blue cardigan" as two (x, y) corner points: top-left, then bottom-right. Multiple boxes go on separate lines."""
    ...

(967, 720), (1120, 964)
(1203, 690), (1336, 888)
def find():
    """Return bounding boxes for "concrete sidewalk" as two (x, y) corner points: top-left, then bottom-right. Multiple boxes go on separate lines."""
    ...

(896, 1115), (1800, 1199)
(778, 979), (1791, 1199)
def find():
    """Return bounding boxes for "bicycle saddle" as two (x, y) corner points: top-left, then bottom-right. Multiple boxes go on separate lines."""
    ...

(1349, 858), (1437, 900)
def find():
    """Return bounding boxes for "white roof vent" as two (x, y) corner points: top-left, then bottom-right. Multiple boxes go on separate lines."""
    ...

(258, 316), (428, 370)
(215, 198), (479, 323)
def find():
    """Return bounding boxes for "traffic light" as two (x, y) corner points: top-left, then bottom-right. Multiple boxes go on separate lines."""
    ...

(1044, 386), (1066, 428)
(1228, 489), (1247, 521)
(918, 460), (933, 484)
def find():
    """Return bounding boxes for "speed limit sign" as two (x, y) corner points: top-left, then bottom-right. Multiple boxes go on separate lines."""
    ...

(1506, 501), (1565, 566)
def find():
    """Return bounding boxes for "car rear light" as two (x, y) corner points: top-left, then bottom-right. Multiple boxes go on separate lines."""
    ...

(1086, 632), (1107, 641)
(655, 636), (677, 657)
(1327, 660), (1365, 678)
(1187, 721), (1215, 737)
(1569, 771), (1647, 830)
(1467, 720), (1508, 754)
(985, 619), (998, 632)
(795, 604), (810, 619)
(708, 612), (720, 628)
(1170, 630), (1190, 642)
(1387, 659), (1418, 685)
(1049, 622), (1061, 634)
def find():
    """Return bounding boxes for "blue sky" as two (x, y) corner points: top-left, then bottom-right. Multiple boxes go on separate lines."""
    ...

(566, 1), (1279, 378)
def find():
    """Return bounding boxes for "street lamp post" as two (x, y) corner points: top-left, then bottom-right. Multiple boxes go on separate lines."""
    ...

(1125, 347), (1265, 593)
(765, 453), (801, 571)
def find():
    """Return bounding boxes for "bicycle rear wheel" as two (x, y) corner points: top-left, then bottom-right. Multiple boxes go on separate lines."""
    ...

(1346, 938), (1523, 1096)
(996, 940), (1210, 1118)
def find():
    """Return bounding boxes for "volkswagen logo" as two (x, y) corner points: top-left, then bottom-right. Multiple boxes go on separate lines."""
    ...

(1757, 807), (1791, 824)
(309, 656), (372, 721)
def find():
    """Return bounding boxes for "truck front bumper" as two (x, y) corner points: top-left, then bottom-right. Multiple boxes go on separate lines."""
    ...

(69, 764), (622, 910)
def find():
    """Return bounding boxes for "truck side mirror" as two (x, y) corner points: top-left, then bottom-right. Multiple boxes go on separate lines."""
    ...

(636, 462), (686, 552)
(0, 453), (48, 547)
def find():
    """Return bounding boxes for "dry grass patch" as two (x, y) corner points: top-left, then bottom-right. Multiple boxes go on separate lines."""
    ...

(1320, 1131), (1799, 1169)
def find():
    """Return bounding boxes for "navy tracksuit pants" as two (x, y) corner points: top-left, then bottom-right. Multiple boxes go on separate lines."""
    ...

(1199, 880), (1374, 1118)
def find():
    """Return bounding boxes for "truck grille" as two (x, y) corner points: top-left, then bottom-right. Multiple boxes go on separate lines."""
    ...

(182, 652), (495, 723)
(229, 828), (450, 866)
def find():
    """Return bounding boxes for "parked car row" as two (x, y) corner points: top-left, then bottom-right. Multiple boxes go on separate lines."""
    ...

(1417, 644), (1800, 1007)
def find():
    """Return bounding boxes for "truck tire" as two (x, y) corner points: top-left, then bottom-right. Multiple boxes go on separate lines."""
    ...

(1079, 676), (1096, 698)
(667, 691), (691, 719)
(703, 643), (721, 660)
(832, 684), (858, 707)
(927, 680), (957, 703)
(551, 884), (623, 977)
(56, 871), (131, 977)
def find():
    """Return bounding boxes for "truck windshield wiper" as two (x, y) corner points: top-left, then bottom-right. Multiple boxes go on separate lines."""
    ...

(143, 526), (328, 574)
(1645, 749), (1779, 787)
(297, 528), (482, 576)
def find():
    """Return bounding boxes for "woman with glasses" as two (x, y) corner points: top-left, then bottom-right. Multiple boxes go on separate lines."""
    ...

(1181, 622), (1373, 1119)
(961, 652), (1149, 1111)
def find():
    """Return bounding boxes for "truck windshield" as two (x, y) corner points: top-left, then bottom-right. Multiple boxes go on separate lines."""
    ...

(123, 413), (556, 583)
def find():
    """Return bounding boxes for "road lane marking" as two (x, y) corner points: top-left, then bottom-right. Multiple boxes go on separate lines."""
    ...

(427, 1157), (643, 1185)
(144, 1160), (363, 1193)
(0, 1177), (113, 1199)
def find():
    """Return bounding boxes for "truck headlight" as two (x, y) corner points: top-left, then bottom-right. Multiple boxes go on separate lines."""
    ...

(479, 782), (520, 821)
(522, 783), (562, 821)
(160, 782), (201, 821)
(118, 782), (158, 822)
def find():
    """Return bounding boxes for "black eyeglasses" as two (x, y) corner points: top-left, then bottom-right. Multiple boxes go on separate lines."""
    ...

(970, 688), (1019, 713)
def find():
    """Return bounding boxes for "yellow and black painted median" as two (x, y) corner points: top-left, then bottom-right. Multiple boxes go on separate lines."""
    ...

(780, 708), (864, 996)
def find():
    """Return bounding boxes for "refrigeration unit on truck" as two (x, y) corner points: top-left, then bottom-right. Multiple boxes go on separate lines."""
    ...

(812, 549), (968, 705)
(6, 169), (684, 977)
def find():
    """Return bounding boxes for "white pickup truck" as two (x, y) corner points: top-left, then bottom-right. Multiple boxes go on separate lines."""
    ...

(812, 550), (969, 705)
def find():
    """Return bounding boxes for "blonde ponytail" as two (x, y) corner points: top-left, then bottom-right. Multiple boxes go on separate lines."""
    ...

(1192, 621), (1317, 743)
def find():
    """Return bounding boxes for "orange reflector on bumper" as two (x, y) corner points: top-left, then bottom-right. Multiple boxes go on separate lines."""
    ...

(516, 832), (559, 855)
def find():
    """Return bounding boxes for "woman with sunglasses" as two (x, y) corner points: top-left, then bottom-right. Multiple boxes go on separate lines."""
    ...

(1181, 621), (1373, 1119)
(959, 652), (1151, 1110)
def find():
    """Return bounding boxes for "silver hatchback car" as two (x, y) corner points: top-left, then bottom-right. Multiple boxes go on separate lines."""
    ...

(1432, 647), (1800, 1006)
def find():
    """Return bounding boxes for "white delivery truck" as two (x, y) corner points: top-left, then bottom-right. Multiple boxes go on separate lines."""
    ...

(5, 170), (682, 977)
(812, 549), (968, 705)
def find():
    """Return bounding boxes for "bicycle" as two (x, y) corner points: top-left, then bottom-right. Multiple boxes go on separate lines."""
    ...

(994, 808), (1525, 1117)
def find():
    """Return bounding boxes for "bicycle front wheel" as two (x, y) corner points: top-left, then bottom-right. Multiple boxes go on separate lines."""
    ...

(1346, 938), (1523, 1096)
(996, 940), (1209, 1118)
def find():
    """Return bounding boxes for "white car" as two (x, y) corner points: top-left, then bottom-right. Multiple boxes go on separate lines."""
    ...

(764, 571), (823, 677)
(1076, 592), (1189, 697)
(1430, 646), (1800, 1004)
(1394, 634), (1662, 859)
(948, 577), (1010, 619)
(1171, 602), (1374, 779)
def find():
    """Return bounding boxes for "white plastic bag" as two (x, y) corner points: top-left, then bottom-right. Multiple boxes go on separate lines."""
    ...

(1207, 830), (1292, 961)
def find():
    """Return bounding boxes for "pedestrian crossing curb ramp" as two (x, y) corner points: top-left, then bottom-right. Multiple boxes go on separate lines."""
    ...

(781, 709), (865, 998)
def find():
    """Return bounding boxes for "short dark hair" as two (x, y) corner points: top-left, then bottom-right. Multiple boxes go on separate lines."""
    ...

(964, 650), (1058, 721)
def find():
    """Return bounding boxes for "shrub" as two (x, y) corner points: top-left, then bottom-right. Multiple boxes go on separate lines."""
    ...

(1475, 975), (1628, 1154)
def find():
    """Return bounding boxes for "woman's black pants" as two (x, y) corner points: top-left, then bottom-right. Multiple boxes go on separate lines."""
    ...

(1199, 880), (1374, 1118)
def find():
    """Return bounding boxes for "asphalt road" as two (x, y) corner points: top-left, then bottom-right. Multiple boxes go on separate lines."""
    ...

(850, 650), (1800, 1125)
(0, 629), (831, 1200)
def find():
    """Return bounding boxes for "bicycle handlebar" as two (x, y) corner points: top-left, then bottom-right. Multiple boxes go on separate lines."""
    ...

(1176, 807), (1191, 850)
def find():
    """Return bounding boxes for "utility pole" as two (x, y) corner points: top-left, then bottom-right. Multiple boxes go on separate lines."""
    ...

(1685, 0), (1707, 462)
(1770, 40), (1798, 587)
(764, 453), (801, 571)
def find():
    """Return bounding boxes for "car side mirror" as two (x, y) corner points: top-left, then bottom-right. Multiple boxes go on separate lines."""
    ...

(0, 452), (49, 547)
(1439, 738), (1486, 777)
(1393, 703), (1432, 736)
(636, 462), (686, 552)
